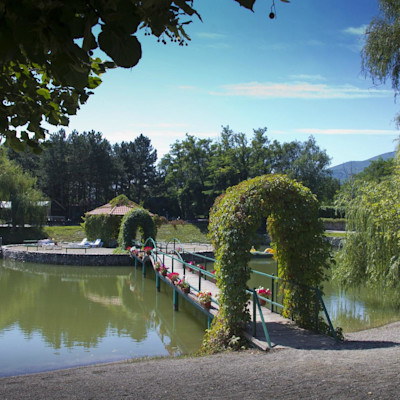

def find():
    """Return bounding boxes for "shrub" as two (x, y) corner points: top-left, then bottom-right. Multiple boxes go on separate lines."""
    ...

(118, 208), (157, 249)
(83, 214), (121, 247)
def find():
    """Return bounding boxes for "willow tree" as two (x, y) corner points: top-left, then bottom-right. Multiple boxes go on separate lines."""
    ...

(362, 0), (400, 125)
(0, 148), (47, 227)
(336, 150), (400, 289)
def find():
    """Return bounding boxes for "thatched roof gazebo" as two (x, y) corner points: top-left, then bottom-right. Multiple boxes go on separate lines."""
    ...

(86, 195), (154, 217)
(86, 203), (139, 216)
(84, 195), (154, 247)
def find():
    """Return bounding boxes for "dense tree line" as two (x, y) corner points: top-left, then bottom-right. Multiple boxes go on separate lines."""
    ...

(160, 127), (338, 218)
(0, 148), (47, 227)
(8, 130), (158, 221)
(7, 127), (338, 222)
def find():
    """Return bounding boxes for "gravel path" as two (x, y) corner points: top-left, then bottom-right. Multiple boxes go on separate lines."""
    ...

(1, 322), (399, 400)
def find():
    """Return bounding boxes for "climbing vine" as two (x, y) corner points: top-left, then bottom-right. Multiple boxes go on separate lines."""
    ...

(202, 174), (330, 353)
(119, 208), (157, 249)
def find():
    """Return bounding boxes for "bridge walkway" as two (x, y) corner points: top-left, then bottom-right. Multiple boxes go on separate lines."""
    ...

(133, 242), (338, 351)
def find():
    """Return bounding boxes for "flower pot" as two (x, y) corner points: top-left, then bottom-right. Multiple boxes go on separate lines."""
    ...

(258, 297), (266, 306)
(161, 270), (167, 277)
(181, 287), (190, 294)
(202, 301), (211, 309)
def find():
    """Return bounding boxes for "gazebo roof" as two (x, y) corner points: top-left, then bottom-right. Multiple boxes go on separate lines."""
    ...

(86, 202), (153, 216)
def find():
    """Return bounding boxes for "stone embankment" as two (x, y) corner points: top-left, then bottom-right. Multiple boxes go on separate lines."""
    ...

(1, 245), (131, 266)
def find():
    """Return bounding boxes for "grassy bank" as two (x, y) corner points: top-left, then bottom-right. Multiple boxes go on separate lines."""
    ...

(40, 221), (211, 245)
(3, 221), (342, 245)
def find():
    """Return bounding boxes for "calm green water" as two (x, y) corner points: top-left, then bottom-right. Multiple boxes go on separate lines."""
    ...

(2, 256), (400, 377)
(247, 258), (400, 333)
(0, 259), (207, 377)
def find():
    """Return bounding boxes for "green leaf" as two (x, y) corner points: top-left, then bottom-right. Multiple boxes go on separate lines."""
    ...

(174, 0), (202, 19)
(98, 27), (142, 68)
(87, 76), (102, 89)
(36, 88), (51, 100)
(234, 0), (256, 11)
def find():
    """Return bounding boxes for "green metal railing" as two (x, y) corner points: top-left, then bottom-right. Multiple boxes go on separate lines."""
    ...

(131, 237), (339, 342)
(130, 238), (217, 328)
(249, 269), (339, 342)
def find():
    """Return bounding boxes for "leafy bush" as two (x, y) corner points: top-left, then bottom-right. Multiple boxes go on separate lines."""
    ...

(83, 214), (122, 247)
(118, 208), (157, 249)
(0, 227), (46, 244)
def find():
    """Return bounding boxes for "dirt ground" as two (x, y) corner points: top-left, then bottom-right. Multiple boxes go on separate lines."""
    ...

(1, 321), (399, 400)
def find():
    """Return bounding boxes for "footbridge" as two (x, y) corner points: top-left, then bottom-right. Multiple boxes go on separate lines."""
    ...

(130, 238), (339, 351)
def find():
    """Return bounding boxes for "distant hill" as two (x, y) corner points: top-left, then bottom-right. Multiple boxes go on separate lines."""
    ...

(329, 151), (396, 181)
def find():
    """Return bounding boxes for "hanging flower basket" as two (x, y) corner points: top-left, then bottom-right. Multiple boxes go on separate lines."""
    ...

(143, 246), (153, 255)
(197, 264), (205, 276)
(197, 291), (212, 309)
(187, 261), (196, 273)
(202, 301), (211, 309)
(160, 265), (168, 276)
(154, 261), (162, 271)
(256, 286), (271, 307)
(167, 272), (180, 284)
(177, 279), (190, 294)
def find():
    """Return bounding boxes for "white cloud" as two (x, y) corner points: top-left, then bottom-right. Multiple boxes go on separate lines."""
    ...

(294, 128), (398, 136)
(289, 74), (326, 81)
(211, 81), (391, 99)
(342, 25), (368, 36)
(178, 85), (198, 91)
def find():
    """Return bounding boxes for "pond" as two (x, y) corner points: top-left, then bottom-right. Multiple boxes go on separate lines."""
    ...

(2, 254), (400, 377)
(247, 257), (400, 333)
(0, 259), (207, 377)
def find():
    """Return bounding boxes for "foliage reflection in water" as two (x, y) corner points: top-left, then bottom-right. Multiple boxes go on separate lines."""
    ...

(0, 259), (207, 377)
(247, 257), (400, 333)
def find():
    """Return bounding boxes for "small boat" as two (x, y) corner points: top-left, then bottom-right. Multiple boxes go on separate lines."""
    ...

(250, 250), (274, 258)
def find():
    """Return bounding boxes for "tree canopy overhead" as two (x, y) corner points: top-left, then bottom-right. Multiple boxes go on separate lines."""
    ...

(1, 0), (289, 152)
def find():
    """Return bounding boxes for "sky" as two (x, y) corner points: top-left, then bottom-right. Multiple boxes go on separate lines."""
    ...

(64, 0), (400, 167)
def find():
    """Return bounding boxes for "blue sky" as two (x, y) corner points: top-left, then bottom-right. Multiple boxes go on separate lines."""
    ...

(65, 0), (399, 167)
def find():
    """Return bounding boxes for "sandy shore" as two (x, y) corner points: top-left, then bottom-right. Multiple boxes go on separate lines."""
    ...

(1, 321), (399, 399)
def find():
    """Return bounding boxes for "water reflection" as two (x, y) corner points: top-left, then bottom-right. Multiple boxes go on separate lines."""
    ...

(247, 257), (400, 333)
(0, 259), (206, 377)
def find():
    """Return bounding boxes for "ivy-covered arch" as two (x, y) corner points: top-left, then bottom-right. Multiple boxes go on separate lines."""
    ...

(119, 208), (157, 249)
(203, 174), (330, 352)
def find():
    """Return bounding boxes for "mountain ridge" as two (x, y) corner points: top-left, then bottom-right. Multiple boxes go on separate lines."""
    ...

(329, 151), (396, 181)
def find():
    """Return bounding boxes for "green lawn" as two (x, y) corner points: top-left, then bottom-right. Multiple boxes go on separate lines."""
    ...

(324, 231), (346, 238)
(43, 222), (211, 244)
(43, 225), (86, 243)
(157, 222), (210, 243)
(43, 222), (344, 245)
